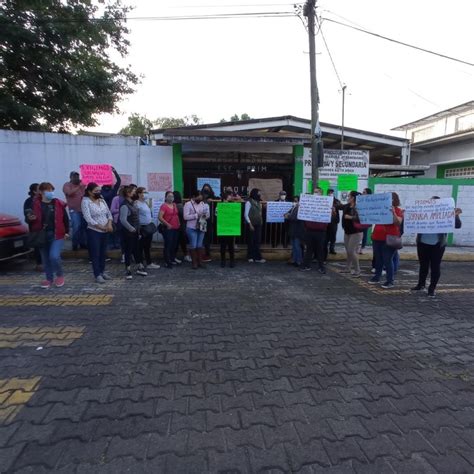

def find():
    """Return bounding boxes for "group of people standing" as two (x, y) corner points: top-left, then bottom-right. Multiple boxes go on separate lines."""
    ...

(23, 174), (462, 298)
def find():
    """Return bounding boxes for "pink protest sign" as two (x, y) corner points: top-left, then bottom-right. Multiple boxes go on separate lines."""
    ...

(80, 164), (113, 185)
(120, 174), (133, 185)
(147, 172), (172, 192)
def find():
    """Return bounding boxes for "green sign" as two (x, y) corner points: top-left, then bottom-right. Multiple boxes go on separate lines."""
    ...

(318, 179), (330, 195)
(217, 202), (241, 236)
(337, 174), (358, 191)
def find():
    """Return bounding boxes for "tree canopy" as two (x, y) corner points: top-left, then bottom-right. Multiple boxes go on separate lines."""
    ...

(119, 114), (202, 136)
(220, 113), (252, 123)
(0, 0), (139, 131)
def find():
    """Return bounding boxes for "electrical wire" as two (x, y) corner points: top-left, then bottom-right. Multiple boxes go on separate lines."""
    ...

(322, 17), (474, 67)
(315, 16), (344, 89)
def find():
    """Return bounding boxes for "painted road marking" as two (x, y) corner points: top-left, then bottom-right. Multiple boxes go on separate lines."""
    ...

(0, 295), (113, 307)
(0, 326), (85, 349)
(0, 377), (41, 423)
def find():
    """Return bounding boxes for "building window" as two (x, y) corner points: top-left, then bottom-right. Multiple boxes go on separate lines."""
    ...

(455, 113), (474, 132)
(445, 166), (474, 179)
(411, 126), (434, 142)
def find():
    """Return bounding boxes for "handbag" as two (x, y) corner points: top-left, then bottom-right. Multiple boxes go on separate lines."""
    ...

(191, 202), (208, 232)
(27, 229), (47, 248)
(141, 222), (157, 237)
(386, 234), (403, 249)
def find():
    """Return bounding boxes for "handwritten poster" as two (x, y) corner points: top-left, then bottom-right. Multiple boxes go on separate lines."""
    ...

(297, 195), (334, 223)
(197, 177), (221, 197)
(404, 198), (456, 234)
(217, 202), (241, 236)
(266, 201), (293, 223)
(147, 173), (172, 192)
(120, 174), (133, 186)
(80, 164), (113, 186)
(337, 174), (358, 191)
(356, 193), (393, 224)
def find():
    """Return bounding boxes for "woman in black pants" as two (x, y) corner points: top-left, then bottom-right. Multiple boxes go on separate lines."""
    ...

(24, 183), (42, 271)
(217, 191), (236, 268)
(411, 199), (462, 298)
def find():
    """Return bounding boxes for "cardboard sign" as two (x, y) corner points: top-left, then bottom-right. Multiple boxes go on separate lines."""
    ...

(318, 180), (331, 196)
(297, 194), (334, 223)
(147, 173), (172, 192)
(217, 202), (241, 236)
(197, 177), (221, 197)
(404, 198), (456, 234)
(120, 174), (133, 186)
(248, 178), (283, 202)
(266, 201), (293, 223)
(80, 164), (113, 185)
(356, 193), (393, 224)
(337, 174), (358, 191)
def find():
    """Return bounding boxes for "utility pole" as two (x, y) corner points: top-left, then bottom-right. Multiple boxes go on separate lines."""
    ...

(303, 0), (320, 192)
(341, 84), (347, 150)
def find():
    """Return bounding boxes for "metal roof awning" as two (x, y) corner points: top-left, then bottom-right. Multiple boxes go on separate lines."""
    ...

(369, 164), (430, 177)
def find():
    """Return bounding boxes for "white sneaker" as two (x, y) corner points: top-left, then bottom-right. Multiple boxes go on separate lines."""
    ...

(101, 273), (113, 280)
(248, 259), (254, 263)
(255, 259), (266, 264)
(96, 275), (106, 284)
(184, 255), (192, 263)
(371, 268), (376, 274)
(174, 258), (182, 264)
(136, 269), (148, 276)
(148, 263), (161, 269)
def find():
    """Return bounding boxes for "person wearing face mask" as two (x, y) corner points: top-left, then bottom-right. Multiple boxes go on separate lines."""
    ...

(284, 196), (305, 267)
(183, 190), (210, 269)
(82, 182), (114, 283)
(245, 188), (266, 263)
(120, 185), (148, 279)
(136, 187), (160, 270)
(200, 183), (215, 263)
(30, 182), (69, 289)
(63, 171), (87, 251)
(159, 191), (180, 268)
(24, 183), (43, 271)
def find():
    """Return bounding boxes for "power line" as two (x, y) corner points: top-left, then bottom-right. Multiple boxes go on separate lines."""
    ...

(315, 16), (344, 89)
(322, 17), (474, 67)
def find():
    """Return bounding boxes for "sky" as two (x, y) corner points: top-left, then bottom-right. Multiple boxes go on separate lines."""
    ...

(86, 0), (474, 137)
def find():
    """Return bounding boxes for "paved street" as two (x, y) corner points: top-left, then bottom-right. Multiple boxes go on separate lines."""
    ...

(0, 257), (474, 473)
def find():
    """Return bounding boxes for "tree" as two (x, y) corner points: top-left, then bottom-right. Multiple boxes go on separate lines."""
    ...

(220, 113), (252, 123)
(154, 115), (202, 129)
(120, 113), (154, 136)
(0, 0), (139, 131)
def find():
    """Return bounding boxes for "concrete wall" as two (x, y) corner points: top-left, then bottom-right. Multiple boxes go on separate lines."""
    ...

(0, 130), (173, 220)
(373, 180), (474, 246)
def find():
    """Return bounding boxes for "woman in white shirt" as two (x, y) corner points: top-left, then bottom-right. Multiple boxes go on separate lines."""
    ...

(183, 190), (210, 269)
(81, 182), (113, 283)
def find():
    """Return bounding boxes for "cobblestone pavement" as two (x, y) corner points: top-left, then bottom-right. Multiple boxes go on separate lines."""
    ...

(0, 256), (473, 473)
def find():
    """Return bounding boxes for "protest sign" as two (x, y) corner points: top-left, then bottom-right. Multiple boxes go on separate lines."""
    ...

(266, 201), (293, 223)
(356, 193), (393, 224)
(248, 178), (282, 201)
(337, 174), (358, 191)
(147, 173), (172, 192)
(318, 180), (330, 196)
(297, 195), (334, 223)
(404, 198), (455, 234)
(197, 177), (221, 197)
(217, 202), (241, 236)
(120, 174), (133, 185)
(80, 164), (113, 185)
(304, 149), (369, 180)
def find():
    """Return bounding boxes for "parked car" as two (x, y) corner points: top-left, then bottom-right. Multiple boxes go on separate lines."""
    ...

(0, 213), (31, 261)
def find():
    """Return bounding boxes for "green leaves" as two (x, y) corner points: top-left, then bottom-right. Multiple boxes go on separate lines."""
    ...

(0, 0), (139, 131)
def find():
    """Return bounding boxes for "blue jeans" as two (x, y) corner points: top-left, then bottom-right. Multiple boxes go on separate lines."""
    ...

(69, 210), (87, 249)
(87, 229), (108, 277)
(373, 239), (397, 284)
(186, 228), (205, 249)
(162, 228), (179, 265)
(39, 232), (64, 282)
(291, 237), (303, 265)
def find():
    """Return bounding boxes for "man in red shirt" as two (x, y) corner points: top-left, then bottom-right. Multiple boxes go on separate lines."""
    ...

(63, 171), (87, 251)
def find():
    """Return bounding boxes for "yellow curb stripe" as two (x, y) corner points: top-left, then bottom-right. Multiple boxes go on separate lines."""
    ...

(0, 377), (41, 424)
(0, 326), (85, 349)
(0, 295), (113, 307)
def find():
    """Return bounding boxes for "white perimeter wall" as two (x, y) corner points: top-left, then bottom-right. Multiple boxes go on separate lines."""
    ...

(374, 182), (474, 246)
(0, 130), (173, 220)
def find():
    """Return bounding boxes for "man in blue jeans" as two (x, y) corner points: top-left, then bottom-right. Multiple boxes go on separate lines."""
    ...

(63, 171), (86, 250)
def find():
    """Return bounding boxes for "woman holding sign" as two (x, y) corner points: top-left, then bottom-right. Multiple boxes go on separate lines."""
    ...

(368, 192), (403, 289)
(342, 191), (363, 277)
(411, 198), (462, 298)
(217, 191), (237, 268)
